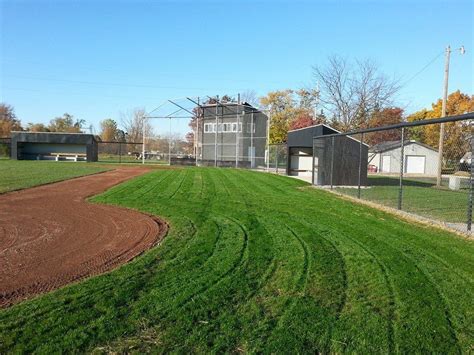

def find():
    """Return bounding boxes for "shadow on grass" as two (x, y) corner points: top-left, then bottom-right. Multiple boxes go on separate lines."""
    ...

(368, 176), (435, 188)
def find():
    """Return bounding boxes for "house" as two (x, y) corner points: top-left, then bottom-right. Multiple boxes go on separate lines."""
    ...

(286, 124), (369, 186)
(197, 102), (268, 168)
(369, 140), (439, 175)
(10, 131), (99, 162)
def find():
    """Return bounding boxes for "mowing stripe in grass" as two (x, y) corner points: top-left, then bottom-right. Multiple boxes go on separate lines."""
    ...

(1, 167), (473, 353)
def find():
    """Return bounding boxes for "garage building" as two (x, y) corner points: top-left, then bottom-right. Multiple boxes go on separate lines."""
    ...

(11, 132), (99, 162)
(369, 140), (439, 175)
(287, 124), (368, 186)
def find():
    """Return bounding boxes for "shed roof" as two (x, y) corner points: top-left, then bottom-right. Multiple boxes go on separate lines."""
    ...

(11, 131), (97, 144)
(287, 124), (368, 148)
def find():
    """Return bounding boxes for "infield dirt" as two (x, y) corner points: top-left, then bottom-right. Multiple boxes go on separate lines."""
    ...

(0, 168), (167, 308)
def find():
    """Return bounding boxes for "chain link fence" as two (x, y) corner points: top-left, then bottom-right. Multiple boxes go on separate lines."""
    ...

(267, 143), (288, 174)
(97, 141), (144, 163)
(313, 113), (474, 233)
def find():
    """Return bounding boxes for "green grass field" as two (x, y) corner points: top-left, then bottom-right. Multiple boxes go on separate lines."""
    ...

(0, 160), (109, 194)
(1, 167), (473, 353)
(338, 175), (469, 223)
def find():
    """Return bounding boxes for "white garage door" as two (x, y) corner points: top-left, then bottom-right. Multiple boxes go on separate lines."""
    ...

(381, 155), (391, 172)
(405, 155), (425, 174)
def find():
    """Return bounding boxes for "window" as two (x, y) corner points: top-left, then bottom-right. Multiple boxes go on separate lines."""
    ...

(223, 123), (232, 132)
(206, 121), (242, 133)
(204, 123), (216, 133)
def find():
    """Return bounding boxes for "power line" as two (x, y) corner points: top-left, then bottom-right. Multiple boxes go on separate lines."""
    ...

(402, 51), (444, 86)
(3, 74), (214, 91)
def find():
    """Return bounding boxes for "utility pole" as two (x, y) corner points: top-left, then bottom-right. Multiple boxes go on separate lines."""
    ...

(436, 45), (451, 186)
(437, 45), (465, 187)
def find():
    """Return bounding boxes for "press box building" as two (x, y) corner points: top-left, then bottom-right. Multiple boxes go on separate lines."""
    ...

(197, 102), (268, 168)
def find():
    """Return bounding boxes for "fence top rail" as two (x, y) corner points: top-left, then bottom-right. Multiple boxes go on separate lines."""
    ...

(312, 111), (474, 140)
(98, 141), (143, 144)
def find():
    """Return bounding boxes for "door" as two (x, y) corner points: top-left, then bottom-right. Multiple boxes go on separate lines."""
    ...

(382, 155), (391, 172)
(313, 156), (319, 184)
(405, 155), (425, 174)
(248, 147), (255, 168)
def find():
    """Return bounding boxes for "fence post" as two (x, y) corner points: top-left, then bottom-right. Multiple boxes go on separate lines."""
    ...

(312, 148), (316, 185)
(330, 136), (335, 190)
(214, 98), (218, 167)
(398, 128), (405, 210)
(119, 142), (122, 164)
(357, 133), (364, 199)
(275, 145), (279, 173)
(467, 136), (474, 231)
(236, 112), (240, 168)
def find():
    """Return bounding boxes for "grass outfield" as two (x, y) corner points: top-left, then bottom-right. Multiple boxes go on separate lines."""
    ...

(1, 167), (473, 353)
(338, 175), (469, 223)
(0, 160), (109, 193)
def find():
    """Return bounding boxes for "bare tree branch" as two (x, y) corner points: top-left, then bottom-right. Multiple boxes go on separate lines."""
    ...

(313, 55), (401, 130)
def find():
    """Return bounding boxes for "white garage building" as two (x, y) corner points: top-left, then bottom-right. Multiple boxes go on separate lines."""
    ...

(369, 140), (439, 175)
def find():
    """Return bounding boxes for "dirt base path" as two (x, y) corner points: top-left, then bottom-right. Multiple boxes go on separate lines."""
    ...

(0, 168), (167, 308)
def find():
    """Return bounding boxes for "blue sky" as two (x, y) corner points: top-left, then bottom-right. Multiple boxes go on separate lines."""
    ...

(0, 0), (472, 135)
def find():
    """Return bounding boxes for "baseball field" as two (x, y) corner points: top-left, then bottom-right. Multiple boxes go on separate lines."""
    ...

(0, 162), (473, 353)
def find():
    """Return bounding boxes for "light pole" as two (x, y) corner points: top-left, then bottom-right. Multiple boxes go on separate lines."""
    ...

(437, 45), (465, 186)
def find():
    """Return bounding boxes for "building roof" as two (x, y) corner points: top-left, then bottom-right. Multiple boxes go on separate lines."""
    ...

(370, 140), (438, 153)
(287, 124), (369, 147)
(201, 101), (253, 108)
(11, 131), (92, 136)
(11, 131), (97, 144)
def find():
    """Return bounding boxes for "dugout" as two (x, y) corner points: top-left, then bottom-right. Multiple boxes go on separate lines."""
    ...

(287, 124), (368, 186)
(10, 132), (99, 162)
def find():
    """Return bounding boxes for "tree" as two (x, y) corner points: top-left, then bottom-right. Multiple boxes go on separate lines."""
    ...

(0, 103), (22, 136)
(99, 119), (119, 141)
(48, 113), (83, 133)
(364, 107), (404, 145)
(260, 90), (296, 143)
(120, 108), (153, 144)
(240, 90), (259, 107)
(406, 109), (430, 142)
(184, 132), (194, 155)
(289, 112), (314, 131)
(420, 91), (474, 164)
(313, 56), (400, 131)
(26, 123), (50, 132)
(260, 89), (321, 143)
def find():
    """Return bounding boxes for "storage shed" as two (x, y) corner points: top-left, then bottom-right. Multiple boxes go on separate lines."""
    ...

(10, 132), (98, 162)
(287, 124), (368, 186)
(369, 140), (439, 175)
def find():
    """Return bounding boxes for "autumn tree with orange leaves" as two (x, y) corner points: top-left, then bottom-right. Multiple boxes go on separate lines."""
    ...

(407, 90), (474, 164)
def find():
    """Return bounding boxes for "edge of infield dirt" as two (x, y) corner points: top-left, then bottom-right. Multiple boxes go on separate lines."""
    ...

(0, 168), (169, 309)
